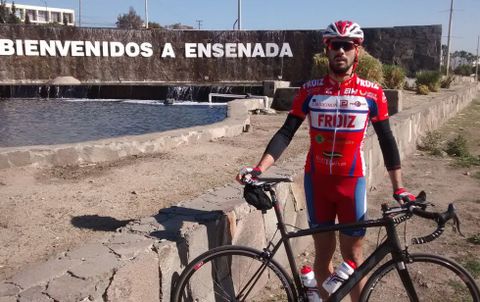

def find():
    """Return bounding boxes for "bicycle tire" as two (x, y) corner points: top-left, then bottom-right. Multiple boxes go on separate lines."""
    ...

(171, 245), (297, 302)
(360, 253), (480, 302)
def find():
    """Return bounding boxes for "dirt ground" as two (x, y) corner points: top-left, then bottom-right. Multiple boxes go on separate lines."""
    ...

(0, 90), (479, 288)
(0, 109), (311, 280)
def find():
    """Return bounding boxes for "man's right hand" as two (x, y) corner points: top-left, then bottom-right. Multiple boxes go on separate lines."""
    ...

(236, 166), (262, 184)
(393, 188), (416, 203)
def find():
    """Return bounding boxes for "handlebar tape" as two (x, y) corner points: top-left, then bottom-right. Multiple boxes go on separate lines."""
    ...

(410, 203), (456, 245)
(412, 227), (445, 244)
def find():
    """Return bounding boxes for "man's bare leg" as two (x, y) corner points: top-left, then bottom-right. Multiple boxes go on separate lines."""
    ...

(339, 233), (365, 302)
(313, 231), (336, 300)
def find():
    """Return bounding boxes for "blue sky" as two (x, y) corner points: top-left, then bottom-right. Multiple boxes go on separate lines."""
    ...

(12, 0), (480, 54)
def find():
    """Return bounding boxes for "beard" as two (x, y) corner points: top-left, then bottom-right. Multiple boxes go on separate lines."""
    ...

(329, 60), (354, 75)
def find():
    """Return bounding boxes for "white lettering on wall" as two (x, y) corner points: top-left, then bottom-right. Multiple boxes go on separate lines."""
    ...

(0, 39), (293, 59)
(24, 40), (39, 56)
(183, 43), (294, 58)
(110, 42), (124, 57)
(0, 39), (15, 55)
(279, 43), (293, 57)
(85, 41), (101, 57)
(252, 44), (265, 57)
(212, 43), (224, 57)
(185, 43), (196, 58)
(39, 40), (56, 56)
(125, 42), (140, 57)
(102, 41), (109, 57)
(15, 39), (23, 56)
(140, 42), (153, 57)
(71, 41), (84, 57)
(56, 40), (71, 57)
(225, 43), (236, 58)
(238, 43), (251, 57)
(160, 43), (174, 58)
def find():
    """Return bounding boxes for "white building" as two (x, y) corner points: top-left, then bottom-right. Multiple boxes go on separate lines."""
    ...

(4, 3), (75, 26)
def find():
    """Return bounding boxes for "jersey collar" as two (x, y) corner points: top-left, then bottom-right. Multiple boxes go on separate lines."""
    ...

(325, 73), (358, 89)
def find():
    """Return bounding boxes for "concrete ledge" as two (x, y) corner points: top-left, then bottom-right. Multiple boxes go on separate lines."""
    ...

(263, 80), (291, 97)
(384, 89), (402, 115)
(271, 87), (299, 111)
(1, 83), (478, 301)
(0, 98), (266, 169)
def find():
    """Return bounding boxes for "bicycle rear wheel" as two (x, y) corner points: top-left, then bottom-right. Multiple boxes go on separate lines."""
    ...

(360, 253), (480, 302)
(171, 245), (296, 302)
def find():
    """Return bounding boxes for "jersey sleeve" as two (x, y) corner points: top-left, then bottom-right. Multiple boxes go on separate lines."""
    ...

(370, 87), (389, 123)
(288, 86), (309, 119)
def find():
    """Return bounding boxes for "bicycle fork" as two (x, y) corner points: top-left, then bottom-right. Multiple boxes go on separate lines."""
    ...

(386, 219), (420, 302)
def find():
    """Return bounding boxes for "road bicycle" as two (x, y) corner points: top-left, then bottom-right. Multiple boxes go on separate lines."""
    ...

(171, 177), (480, 301)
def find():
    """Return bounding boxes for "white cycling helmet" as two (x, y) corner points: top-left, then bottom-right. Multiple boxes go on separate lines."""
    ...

(323, 20), (364, 44)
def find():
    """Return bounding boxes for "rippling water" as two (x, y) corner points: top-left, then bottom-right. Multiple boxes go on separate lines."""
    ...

(0, 99), (227, 147)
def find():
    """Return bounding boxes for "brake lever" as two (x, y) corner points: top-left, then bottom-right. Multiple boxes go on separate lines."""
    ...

(412, 191), (433, 210)
(416, 190), (427, 202)
(410, 200), (433, 211)
(440, 203), (464, 237)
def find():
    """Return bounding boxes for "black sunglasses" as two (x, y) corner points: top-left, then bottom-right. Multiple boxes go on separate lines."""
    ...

(328, 41), (356, 51)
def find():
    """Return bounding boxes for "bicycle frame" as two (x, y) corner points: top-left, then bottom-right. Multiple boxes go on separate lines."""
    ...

(266, 188), (418, 302)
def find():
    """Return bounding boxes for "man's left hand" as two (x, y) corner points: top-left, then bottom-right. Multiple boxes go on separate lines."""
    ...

(393, 188), (416, 203)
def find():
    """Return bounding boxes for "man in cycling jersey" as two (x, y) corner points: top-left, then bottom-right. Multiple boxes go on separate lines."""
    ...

(237, 20), (415, 301)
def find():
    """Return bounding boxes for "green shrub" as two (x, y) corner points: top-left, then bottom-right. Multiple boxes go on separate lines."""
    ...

(311, 54), (329, 78)
(467, 234), (480, 245)
(452, 155), (480, 168)
(416, 84), (430, 95)
(418, 131), (443, 155)
(454, 64), (474, 76)
(440, 75), (455, 88)
(463, 258), (480, 278)
(382, 64), (406, 89)
(311, 48), (384, 84)
(356, 48), (384, 84)
(444, 134), (480, 167)
(445, 134), (469, 157)
(416, 70), (442, 92)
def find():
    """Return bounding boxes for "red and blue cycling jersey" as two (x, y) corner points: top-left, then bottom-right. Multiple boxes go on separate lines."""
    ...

(290, 74), (389, 177)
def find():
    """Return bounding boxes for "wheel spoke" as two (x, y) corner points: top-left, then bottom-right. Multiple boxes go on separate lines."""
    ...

(236, 259), (270, 300)
(172, 246), (295, 302)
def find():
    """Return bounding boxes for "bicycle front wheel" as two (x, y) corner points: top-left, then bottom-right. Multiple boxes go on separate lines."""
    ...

(171, 245), (297, 302)
(360, 253), (480, 302)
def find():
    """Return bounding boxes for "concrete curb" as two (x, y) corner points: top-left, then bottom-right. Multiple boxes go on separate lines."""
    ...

(0, 83), (478, 301)
(0, 98), (265, 169)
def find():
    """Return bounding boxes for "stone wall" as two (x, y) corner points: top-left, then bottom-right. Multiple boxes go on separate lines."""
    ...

(0, 25), (441, 85)
(364, 25), (442, 75)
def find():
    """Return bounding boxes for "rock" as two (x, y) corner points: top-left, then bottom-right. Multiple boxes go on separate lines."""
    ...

(260, 108), (277, 115)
